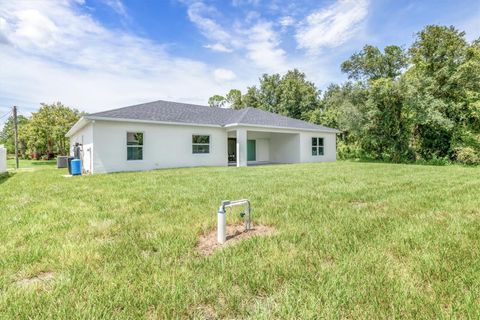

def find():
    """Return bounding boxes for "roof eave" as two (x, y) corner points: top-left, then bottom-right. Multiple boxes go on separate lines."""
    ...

(66, 115), (341, 137)
(66, 117), (90, 137)
(85, 115), (223, 128)
(224, 123), (341, 133)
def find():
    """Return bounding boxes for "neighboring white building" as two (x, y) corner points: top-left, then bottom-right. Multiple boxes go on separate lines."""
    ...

(0, 145), (6, 173)
(66, 100), (340, 174)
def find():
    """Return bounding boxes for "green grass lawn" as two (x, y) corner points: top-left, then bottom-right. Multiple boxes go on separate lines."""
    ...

(1, 161), (479, 318)
(6, 158), (57, 170)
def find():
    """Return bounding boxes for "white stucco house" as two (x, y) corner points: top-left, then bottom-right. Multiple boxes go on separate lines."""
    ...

(66, 100), (340, 174)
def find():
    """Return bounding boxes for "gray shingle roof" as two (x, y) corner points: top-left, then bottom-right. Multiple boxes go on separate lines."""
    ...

(87, 100), (339, 132)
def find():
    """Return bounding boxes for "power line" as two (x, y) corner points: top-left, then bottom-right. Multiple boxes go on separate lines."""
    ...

(0, 119), (10, 127)
(0, 112), (11, 128)
(0, 110), (11, 121)
(0, 114), (10, 123)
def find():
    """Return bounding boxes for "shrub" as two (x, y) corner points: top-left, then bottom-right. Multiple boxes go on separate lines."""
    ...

(455, 147), (480, 166)
(337, 141), (356, 159)
(416, 155), (451, 166)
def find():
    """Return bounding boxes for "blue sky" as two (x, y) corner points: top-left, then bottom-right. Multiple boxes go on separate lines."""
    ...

(0, 0), (479, 117)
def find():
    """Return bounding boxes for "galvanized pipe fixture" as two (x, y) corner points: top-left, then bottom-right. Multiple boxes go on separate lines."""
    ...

(217, 199), (251, 244)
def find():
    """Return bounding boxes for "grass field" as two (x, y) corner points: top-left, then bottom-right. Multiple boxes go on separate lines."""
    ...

(1, 161), (479, 318)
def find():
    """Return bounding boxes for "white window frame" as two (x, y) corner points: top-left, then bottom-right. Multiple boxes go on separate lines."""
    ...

(127, 131), (144, 161)
(192, 134), (211, 154)
(311, 137), (324, 156)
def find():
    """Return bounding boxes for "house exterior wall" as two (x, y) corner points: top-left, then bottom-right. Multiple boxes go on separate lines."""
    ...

(270, 132), (301, 163)
(246, 131), (271, 162)
(69, 123), (94, 174)
(68, 120), (337, 173)
(91, 120), (227, 173)
(233, 126), (337, 165)
(299, 131), (337, 163)
(255, 139), (270, 162)
(261, 131), (336, 164)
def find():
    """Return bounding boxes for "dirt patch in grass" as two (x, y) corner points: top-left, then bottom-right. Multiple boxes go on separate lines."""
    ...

(351, 200), (369, 208)
(193, 304), (217, 319)
(351, 200), (387, 209)
(89, 218), (115, 230)
(197, 224), (275, 256)
(16, 271), (55, 288)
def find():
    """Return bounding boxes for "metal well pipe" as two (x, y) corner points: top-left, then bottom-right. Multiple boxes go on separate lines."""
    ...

(217, 199), (251, 244)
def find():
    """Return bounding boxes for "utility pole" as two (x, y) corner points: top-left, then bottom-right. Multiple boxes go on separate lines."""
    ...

(13, 106), (19, 169)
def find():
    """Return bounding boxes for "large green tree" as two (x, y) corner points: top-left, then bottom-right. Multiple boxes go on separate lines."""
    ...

(208, 25), (480, 164)
(208, 90), (245, 109)
(314, 82), (369, 159)
(225, 89), (244, 110)
(408, 25), (480, 160)
(330, 25), (480, 162)
(0, 114), (29, 157)
(26, 102), (82, 157)
(208, 95), (226, 108)
(336, 44), (412, 161)
(1, 103), (82, 158)
(362, 78), (413, 161)
(341, 45), (408, 81)
(210, 69), (321, 120)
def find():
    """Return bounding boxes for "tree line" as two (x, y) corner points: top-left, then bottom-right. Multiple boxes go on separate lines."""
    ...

(0, 102), (83, 159)
(209, 25), (480, 165)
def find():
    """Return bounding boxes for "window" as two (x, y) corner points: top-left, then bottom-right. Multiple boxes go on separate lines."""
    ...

(311, 137), (324, 156)
(127, 132), (143, 160)
(192, 135), (210, 154)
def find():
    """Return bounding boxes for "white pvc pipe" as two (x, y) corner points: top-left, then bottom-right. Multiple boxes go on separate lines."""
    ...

(217, 199), (251, 245)
(217, 206), (226, 244)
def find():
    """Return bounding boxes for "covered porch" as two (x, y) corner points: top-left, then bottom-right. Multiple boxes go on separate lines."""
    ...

(227, 128), (300, 167)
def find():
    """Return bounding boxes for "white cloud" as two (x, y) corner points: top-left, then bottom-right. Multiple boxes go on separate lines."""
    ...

(244, 11), (261, 24)
(232, 0), (260, 7)
(0, 0), (356, 116)
(279, 16), (295, 28)
(245, 21), (287, 71)
(102, 0), (128, 19)
(0, 0), (242, 112)
(187, 2), (231, 43)
(295, 0), (369, 54)
(10, 9), (59, 48)
(185, 2), (287, 72)
(203, 43), (233, 52)
(213, 68), (236, 81)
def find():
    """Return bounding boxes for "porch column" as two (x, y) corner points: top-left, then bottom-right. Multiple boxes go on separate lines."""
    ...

(236, 128), (247, 167)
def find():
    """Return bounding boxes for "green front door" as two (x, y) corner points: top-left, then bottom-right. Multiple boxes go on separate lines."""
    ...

(247, 140), (256, 161)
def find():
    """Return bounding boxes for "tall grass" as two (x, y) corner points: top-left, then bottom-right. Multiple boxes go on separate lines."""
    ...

(0, 161), (479, 318)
